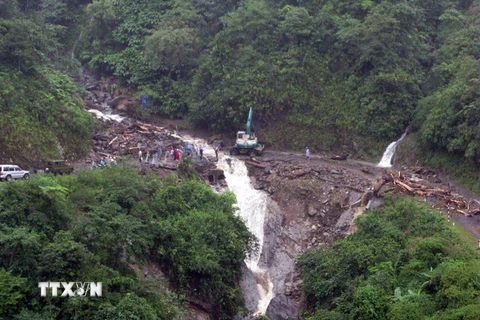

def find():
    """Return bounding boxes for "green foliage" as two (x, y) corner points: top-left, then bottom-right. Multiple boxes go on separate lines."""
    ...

(0, 167), (253, 319)
(351, 285), (390, 320)
(3, 0), (476, 164)
(73, 0), (480, 164)
(0, 65), (94, 163)
(0, 268), (25, 314)
(299, 196), (480, 319)
(95, 293), (157, 320)
(417, 56), (480, 162)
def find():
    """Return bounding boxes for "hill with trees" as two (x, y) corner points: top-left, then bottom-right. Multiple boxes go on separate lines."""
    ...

(0, 166), (255, 319)
(3, 0), (480, 319)
(2, 0), (480, 169)
(299, 196), (480, 320)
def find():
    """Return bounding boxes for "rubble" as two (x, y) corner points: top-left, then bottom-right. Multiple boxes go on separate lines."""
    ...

(374, 169), (480, 217)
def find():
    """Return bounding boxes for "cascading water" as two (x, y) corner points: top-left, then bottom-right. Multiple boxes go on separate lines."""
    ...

(176, 135), (275, 315)
(377, 131), (407, 168)
(217, 156), (274, 315)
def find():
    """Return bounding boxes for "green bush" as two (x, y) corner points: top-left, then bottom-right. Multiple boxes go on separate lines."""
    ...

(0, 167), (254, 319)
(299, 196), (480, 319)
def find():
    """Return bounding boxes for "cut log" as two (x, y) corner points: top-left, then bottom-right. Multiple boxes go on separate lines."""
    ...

(394, 179), (415, 193)
(468, 208), (480, 215)
(456, 209), (472, 217)
(373, 179), (387, 196)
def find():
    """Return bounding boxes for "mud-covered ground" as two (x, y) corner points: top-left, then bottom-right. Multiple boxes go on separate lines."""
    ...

(247, 149), (480, 240)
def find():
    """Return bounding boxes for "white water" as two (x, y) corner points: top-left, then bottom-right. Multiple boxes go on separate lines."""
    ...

(88, 109), (125, 123)
(377, 132), (407, 168)
(175, 134), (275, 314)
(217, 156), (274, 315)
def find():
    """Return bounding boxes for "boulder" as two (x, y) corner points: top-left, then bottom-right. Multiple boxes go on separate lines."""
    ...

(265, 294), (299, 320)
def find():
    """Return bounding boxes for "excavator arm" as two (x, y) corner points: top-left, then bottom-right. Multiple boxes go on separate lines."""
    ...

(246, 107), (253, 136)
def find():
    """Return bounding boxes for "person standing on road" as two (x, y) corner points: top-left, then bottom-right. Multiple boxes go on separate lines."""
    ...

(199, 145), (205, 160)
(306, 147), (310, 160)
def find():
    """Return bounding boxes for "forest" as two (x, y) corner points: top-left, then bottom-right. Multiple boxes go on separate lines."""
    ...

(0, 166), (255, 319)
(299, 197), (480, 320)
(2, 0), (480, 319)
(2, 0), (480, 165)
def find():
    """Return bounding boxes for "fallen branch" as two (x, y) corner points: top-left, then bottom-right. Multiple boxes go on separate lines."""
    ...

(107, 136), (118, 147)
(394, 179), (415, 193)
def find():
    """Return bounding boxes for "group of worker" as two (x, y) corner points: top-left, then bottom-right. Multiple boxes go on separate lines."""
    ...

(136, 143), (215, 164)
(91, 156), (117, 169)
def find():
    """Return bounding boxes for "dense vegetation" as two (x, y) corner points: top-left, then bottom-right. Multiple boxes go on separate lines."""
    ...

(3, 0), (480, 165)
(4, 0), (480, 318)
(75, 0), (480, 160)
(0, 166), (255, 319)
(0, 0), (94, 164)
(299, 197), (480, 319)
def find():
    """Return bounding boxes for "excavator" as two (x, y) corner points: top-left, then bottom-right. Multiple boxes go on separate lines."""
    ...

(230, 107), (265, 156)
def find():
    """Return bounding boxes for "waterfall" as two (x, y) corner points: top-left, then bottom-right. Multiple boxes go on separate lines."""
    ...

(174, 134), (274, 314)
(377, 131), (407, 168)
(71, 16), (93, 60)
(71, 29), (83, 60)
(217, 156), (274, 315)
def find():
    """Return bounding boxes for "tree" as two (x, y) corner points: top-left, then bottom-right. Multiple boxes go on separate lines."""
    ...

(0, 269), (25, 316)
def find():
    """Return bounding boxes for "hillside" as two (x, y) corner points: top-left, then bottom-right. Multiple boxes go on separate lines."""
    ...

(3, 0), (480, 172)
(3, 0), (480, 319)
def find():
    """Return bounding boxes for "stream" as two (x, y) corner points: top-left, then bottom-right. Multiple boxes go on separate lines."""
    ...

(81, 73), (281, 317)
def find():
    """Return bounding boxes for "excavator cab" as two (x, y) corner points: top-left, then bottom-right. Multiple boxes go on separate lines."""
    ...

(237, 131), (245, 140)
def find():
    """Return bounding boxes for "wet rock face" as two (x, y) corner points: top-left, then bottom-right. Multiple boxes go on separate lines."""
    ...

(243, 157), (375, 318)
(265, 295), (299, 320)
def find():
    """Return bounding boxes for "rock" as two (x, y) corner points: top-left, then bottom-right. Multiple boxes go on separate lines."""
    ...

(265, 294), (299, 320)
(108, 95), (129, 108)
(335, 208), (354, 229)
(205, 169), (226, 185)
(361, 190), (373, 206)
(365, 196), (384, 210)
(307, 205), (318, 217)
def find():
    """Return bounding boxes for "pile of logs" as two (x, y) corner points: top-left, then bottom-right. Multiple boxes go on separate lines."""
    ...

(374, 171), (480, 217)
(91, 118), (182, 158)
